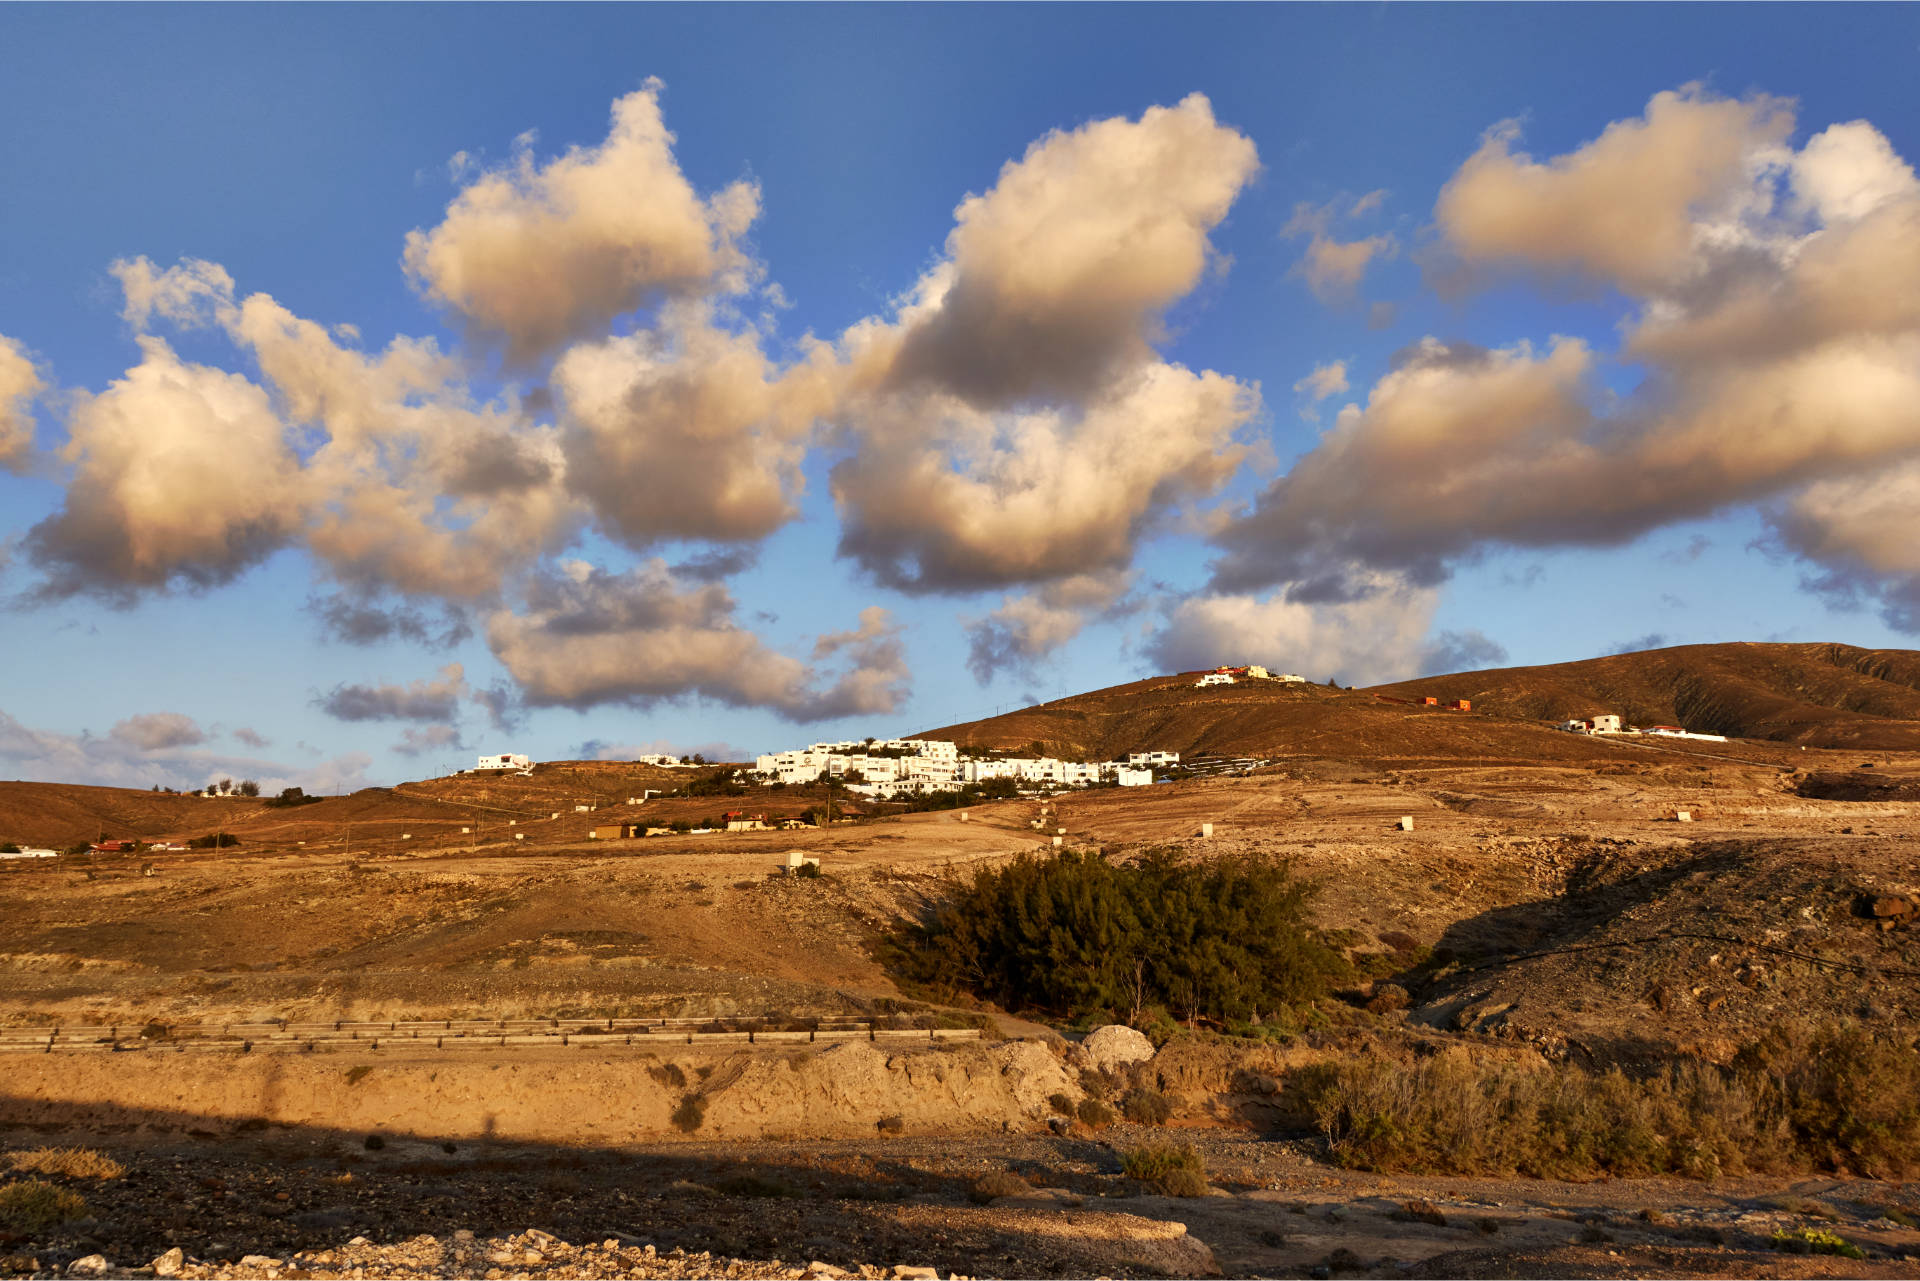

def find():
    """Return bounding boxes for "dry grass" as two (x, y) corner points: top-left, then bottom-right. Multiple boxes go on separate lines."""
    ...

(3, 1148), (124, 1180)
(968, 1170), (1031, 1204)
(0, 1180), (89, 1232)
(1304, 1023), (1920, 1180)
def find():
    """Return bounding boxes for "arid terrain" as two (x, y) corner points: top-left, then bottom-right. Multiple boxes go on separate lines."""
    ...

(4, 644), (1919, 1278)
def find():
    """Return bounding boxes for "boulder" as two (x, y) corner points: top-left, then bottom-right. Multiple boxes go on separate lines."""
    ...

(150, 1249), (184, 1280)
(1870, 895), (1915, 918)
(1077, 1024), (1156, 1074)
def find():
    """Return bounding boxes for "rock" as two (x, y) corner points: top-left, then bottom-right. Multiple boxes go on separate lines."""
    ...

(891, 1268), (940, 1280)
(452, 1230), (475, 1243)
(66, 1257), (109, 1278)
(1077, 1024), (1155, 1074)
(1871, 895), (1915, 918)
(239, 1255), (281, 1269)
(151, 1248), (185, 1279)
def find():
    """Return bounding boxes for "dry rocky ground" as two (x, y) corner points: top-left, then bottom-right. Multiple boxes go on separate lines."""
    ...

(4, 733), (1920, 1277)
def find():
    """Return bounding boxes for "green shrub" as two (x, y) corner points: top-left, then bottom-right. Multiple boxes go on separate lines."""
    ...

(1121, 1089), (1172, 1126)
(1156, 1166), (1210, 1197)
(1771, 1228), (1863, 1259)
(714, 1172), (797, 1198)
(670, 1094), (705, 1133)
(886, 848), (1344, 1023)
(1048, 1092), (1075, 1116)
(0, 1180), (89, 1232)
(1077, 1098), (1116, 1129)
(1122, 1141), (1207, 1195)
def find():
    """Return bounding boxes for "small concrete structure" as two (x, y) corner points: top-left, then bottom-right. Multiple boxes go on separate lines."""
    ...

(1398, 815), (1415, 831)
(1200, 822), (1214, 838)
(959, 811), (968, 822)
(1676, 810), (1693, 823)
(784, 850), (822, 874)
(1051, 835), (1063, 847)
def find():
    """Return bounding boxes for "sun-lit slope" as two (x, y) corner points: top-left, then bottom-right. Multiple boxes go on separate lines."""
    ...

(1369, 641), (1920, 748)
(0, 782), (263, 849)
(916, 673), (1624, 765)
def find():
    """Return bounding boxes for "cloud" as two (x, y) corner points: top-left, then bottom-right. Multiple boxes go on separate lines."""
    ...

(1285, 196), (1396, 305)
(1420, 629), (1509, 674)
(553, 302), (837, 550)
(1213, 92), (1920, 610)
(315, 663), (468, 723)
(24, 336), (306, 601)
(863, 93), (1260, 406)
(310, 593), (473, 648)
(110, 712), (207, 752)
(1433, 84), (1795, 293)
(573, 737), (748, 763)
(829, 94), (1261, 594)
(1292, 359), (1349, 420)
(834, 362), (1255, 592)
(964, 570), (1133, 684)
(0, 708), (371, 794)
(470, 681), (526, 734)
(1146, 571), (1442, 687)
(1606, 632), (1671, 655)
(0, 334), (44, 473)
(393, 724), (465, 757)
(485, 560), (910, 720)
(403, 80), (759, 365)
(233, 727), (270, 750)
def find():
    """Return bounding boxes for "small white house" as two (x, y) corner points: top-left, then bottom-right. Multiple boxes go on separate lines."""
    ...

(1590, 714), (1624, 733)
(1195, 672), (1236, 687)
(476, 753), (533, 771)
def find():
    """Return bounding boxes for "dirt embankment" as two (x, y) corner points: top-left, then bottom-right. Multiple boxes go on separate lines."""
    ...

(0, 1041), (1076, 1144)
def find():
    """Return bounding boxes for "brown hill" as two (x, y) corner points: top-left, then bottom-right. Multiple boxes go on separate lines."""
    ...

(917, 673), (1625, 767)
(1369, 641), (1920, 749)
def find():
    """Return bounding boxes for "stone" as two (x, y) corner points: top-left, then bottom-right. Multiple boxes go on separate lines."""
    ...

(1077, 1024), (1155, 1074)
(891, 1268), (940, 1280)
(151, 1248), (185, 1279)
(66, 1257), (109, 1278)
(1871, 895), (1915, 918)
(240, 1255), (281, 1269)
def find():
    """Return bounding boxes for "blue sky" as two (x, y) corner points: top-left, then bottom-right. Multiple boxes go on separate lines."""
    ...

(4, 4), (1920, 791)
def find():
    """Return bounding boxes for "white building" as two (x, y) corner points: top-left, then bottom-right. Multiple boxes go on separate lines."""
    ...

(1590, 714), (1624, 733)
(476, 753), (533, 771)
(1195, 672), (1236, 687)
(1128, 751), (1181, 768)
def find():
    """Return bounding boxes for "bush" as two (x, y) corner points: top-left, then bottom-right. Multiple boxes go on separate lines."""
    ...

(671, 1094), (706, 1133)
(1077, 1098), (1117, 1129)
(876, 1114), (905, 1135)
(1771, 1228), (1863, 1259)
(0, 1180), (89, 1232)
(887, 848), (1344, 1023)
(4, 1148), (124, 1180)
(1048, 1092), (1076, 1116)
(1121, 1089), (1172, 1126)
(237, 780), (260, 797)
(1304, 1022), (1920, 1180)
(0, 843), (19, 854)
(714, 1172), (797, 1198)
(969, 1170), (1030, 1203)
(189, 833), (241, 849)
(1122, 1142), (1207, 1195)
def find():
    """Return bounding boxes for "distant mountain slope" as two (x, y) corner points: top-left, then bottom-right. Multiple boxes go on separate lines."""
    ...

(0, 782), (257, 848)
(1368, 641), (1920, 748)
(916, 673), (1623, 765)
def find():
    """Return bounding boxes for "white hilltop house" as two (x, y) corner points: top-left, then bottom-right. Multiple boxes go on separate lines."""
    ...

(752, 737), (1166, 796)
(475, 752), (533, 773)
